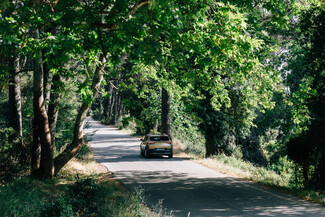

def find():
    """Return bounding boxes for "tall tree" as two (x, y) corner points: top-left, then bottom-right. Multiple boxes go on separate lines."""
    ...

(8, 56), (23, 145)
(286, 3), (325, 190)
(1, 0), (27, 159)
(32, 29), (54, 178)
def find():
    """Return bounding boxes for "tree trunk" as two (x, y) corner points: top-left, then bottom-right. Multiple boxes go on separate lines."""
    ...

(109, 86), (116, 124)
(43, 61), (53, 112)
(107, 84), (114, 122)
(303, 162), (309, 187)
(54, 55), (106, 175)
(8, 56), (23, 146)
(48, 74), (62, 147)
(33, 29), (54, 178)
(112, 83), (118, 124)
(318, 154), (325, 189)
(205, 132), (217, 157)
(103, 84), (110, 122)
(31, 119), (40, 176)
(161, 88), (171, 138)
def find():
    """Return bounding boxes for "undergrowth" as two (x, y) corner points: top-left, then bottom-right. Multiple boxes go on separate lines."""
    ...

(0, 151), (159, 217)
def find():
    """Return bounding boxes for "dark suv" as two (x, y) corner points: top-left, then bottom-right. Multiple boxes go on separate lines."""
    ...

(140, 134), (173, 158)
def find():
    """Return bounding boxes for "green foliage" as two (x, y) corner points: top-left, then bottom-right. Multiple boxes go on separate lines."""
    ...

(54, 79), (80, 152)
(0, 128), (28, 183)
(0, 175), (157, 217)
(41, 177), (157, 217)
(119, 63), (161, 134)
(0, 0), (323, 196)
(0, 178), (47, 217)
(41, 197), (74, 217)
(66, 178), (100, 215)
(210, 153), (291, 187)
(75, 144), (92, 161)
(285, 3), (325, 190)
(170, 95), (206, 156)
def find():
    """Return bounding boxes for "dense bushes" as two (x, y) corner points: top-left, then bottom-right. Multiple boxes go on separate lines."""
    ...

(42, 178), (101, 216)
(0, 176), (156, 217)
(0, 128), (29, 183)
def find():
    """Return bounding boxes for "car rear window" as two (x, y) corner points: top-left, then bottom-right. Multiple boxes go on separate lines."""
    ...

(149, 136), (170, 141)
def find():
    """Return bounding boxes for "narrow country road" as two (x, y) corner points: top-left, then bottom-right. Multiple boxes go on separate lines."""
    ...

(85, 118), (325, 217)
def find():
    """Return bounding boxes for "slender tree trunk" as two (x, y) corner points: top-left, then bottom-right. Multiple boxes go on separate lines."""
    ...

(107, 85), (114, 121)
(116, 79), (122, 121)
(319, 155), (325, 189)
(31, 119), (40, 176)
(33, 29), (54, 178)
(110, 87), (116, 124)
(112, 84), (118, 124)
(54, 55), (106, 175)
(161, 88), (171, 138)
(48, 74), (62, 147)
(43, 61), (53, 112)
(8, 56), (23, 146)
(303, 162), (309, 187)
(103, 84), (110, 122)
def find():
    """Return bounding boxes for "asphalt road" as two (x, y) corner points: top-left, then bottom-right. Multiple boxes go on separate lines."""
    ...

(85, 118), (325, 217)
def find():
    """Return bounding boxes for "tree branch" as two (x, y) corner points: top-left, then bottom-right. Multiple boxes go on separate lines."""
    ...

(95, 0), (150, 30)
(128, 0), (150, 17)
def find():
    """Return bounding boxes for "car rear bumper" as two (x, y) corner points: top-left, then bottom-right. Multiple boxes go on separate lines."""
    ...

(148, 148), (172, 155)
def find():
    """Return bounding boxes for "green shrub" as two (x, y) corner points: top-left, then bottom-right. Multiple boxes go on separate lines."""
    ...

(41, 178), (101, 216)
(0, 178), (46, 217)
(0, 128), (28, 183)
(41, 197), (74, 217)
(67, 177), (100, 214)
(75, 144), (91, 160)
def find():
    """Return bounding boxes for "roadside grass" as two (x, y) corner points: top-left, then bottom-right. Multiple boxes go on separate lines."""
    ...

(195, 154), (290, 187)
(0, 145), (159, 217)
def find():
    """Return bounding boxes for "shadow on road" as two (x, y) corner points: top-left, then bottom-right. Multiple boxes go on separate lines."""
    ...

(116, 170), (325, 217)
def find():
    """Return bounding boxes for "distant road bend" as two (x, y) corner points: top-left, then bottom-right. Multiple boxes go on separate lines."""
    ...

(85, 117), (325, 217)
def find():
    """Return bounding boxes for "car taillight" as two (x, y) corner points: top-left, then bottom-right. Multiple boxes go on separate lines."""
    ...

(166, 141), (172, 144)
(148, 142), (155, 144)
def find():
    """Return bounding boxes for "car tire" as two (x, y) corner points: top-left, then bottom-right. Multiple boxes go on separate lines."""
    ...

(145, 149), (150, 158)
(140, 147), (144, 156)
(169, 152), (173, 158)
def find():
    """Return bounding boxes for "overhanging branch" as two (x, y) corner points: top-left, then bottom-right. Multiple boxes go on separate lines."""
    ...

(95, 0), (150, 30)
(128, 0), (150, 17)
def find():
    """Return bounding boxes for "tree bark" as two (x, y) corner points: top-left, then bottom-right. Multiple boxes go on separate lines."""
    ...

(8, 56), (23, 146)
(48, 74), (62, 147)
(43, 61), (53, 112)
(33, 29), (54, 178)
(31, 119), (40, 176)
(161, 88), (171, 138)
(103, 84), (110, 122)
(111, 82), (118, 124)
(205, 132), (217, 157)
(54, 55), (106, 175)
